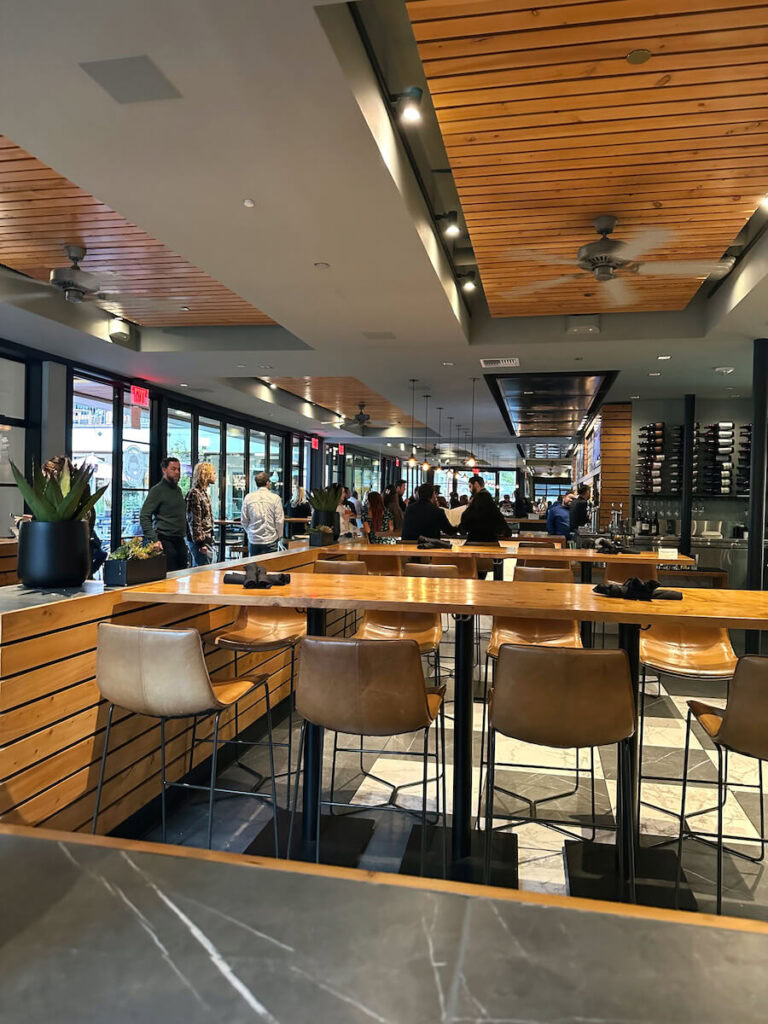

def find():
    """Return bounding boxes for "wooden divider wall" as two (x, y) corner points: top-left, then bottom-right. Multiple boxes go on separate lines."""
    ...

(0, 539), (19, 587)
(0, 548), (351, 836)
(598, 403), (632, 527)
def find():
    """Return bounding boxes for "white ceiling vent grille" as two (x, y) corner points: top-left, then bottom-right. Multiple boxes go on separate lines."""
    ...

(480, 357), (520, 369)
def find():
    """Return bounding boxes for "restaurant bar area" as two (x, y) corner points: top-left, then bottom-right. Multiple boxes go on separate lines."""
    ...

(3, 1), (768, 1020)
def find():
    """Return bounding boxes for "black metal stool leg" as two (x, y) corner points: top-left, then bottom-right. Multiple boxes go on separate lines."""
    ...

(188, 715), (197, 774)
(717, 746), (725, 915)
(315, 729), (325, 863)
(476, 653), (491, 827)
(287, 721), (306, 859)
(160, 718), (168, 843)
(91, 703), (114, 834)
(420, 728), (429, 876)
(483, 727), (496, 884)
(440, 704), (447, 879)
(261, 683), (280, 859)
(621, 740), (637, 903)
(674, 709), (693, 909)
(207, 712), (221, 850)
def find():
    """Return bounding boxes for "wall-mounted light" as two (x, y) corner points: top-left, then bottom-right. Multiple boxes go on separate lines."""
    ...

(391, 86), (423, 124)
(459, 271), (476, 293)
(437, 211), (460, 239)
(108, 317), (131, 343)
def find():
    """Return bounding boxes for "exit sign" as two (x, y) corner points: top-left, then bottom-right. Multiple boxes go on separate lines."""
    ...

(311, 437), (319, 450)
(472, 467), (480, 475)
(130, 385), (149, 408)
(338, 444), (345, 455)
(395, 458), (400, 467)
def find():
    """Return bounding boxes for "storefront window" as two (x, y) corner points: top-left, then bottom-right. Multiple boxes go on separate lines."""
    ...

(225, 423), (246, 520)
(269, 434), (284, 496)
(303, 439), (312, 494)
(249, 429), (266, 489)
(198, 417), (221, 519)
(166, 407), (193, 495)
(121, 388), (150, 539)
(71, 377), (114, 543)
(498, 470), (516, 501)
(291, 439), (301, 499)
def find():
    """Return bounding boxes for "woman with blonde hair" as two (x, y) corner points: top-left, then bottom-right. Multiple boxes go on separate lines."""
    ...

(186, 461), (216, 565)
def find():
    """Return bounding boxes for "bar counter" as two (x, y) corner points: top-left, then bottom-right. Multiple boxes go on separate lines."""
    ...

(2, 824), (767, 1023)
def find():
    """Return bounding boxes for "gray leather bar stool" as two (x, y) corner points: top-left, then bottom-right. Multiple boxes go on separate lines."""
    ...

(92, 623), (279, 853)
(482, 644), (637, 902)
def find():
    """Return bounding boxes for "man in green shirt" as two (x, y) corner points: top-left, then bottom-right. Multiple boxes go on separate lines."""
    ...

(139, 457), (188, 571)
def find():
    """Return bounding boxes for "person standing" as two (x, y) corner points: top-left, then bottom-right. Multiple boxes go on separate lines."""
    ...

(513, 488), (531, 517)
(139, 457), (188, 571)
(361, 491), (394, 541)
(569, 483), (591, 532)
(241, 471), (284, 556)
(384, 482), (404, 533)
(401, 483), (458, 541)
(547, 493), (573, 539)
(186, 461), (216, 566)
(460, 476), (511, 543)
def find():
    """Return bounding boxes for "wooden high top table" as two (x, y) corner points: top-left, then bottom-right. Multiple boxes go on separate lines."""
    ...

(123, 572), (768, 895)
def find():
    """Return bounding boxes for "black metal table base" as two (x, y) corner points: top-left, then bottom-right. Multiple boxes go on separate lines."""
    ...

(564, 839), (696, 910)
(245, 807), (375, 868)
(400, 826), (519, 887)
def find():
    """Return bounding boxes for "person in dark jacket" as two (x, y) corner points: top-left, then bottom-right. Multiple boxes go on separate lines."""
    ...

(569, 483), (591, 532)
(460, 479), (511, 543)
(401, 483), (458, 541)
(139, 457), (188, 570)
(546, 493), (573, 539)
(512, 488), (532, 517)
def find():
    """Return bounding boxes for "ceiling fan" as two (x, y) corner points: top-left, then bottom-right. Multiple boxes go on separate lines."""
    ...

(0, 244), (126, 304)
(500, 215), (735, 307)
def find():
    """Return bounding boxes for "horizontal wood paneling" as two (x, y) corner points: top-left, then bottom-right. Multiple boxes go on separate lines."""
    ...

(0, 137), (274, 327)
(406, 0), (768, 315)
(598, 403), (632, 527)
(0, 548), (345, 834)
(263, 376), (422, 429)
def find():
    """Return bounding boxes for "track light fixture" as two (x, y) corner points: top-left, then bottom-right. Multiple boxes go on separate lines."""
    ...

(465, 377), (478, 467)
(391, 86), (423, 124)
(437, 211), (460, 239)
(460, 271), (476, 293)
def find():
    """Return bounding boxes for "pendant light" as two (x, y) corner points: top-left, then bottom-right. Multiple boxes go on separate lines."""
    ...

(447, 415), (453, 462)
(435, 407), (443, 465)
(421, 393), (431, 473)
(466, 378), (478, 467)
(407, 378), (418, 468)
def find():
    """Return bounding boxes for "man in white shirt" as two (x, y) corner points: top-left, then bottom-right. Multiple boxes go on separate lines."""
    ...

(241, 471), (284, 555)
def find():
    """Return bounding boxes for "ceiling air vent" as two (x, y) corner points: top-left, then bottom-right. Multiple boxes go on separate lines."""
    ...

(480, 357), (520, 369)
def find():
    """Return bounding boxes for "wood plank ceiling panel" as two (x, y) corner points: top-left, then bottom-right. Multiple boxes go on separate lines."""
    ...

(263, 376), (424, 429)
(0, 137), (273, 327)
(406, 0), (768, 315)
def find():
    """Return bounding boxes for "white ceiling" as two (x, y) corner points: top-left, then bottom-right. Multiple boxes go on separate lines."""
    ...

(0, 0), (764, 463)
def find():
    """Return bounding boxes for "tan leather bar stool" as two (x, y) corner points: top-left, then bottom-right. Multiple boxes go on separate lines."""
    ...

(405, 561), (460, 638)
(92, 623), (279, 853)
(476, 566), (585, 828)
(288, 637), (447, 875)
(213, 604), (306, 799)
(483, 644), (636, 900)
(599, 562), (658, 649)
(358, 553), (403, 576)
(315, 557), (367, 635)
(676, 656), (768, 914)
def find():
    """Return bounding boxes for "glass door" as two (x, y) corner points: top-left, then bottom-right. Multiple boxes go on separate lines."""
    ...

(166, 407), (193, 496)
(225, 424), (246, 521)
(71, 377), (115, 545)
(121, 387), (151, 540)
(198, 417), (221, 520)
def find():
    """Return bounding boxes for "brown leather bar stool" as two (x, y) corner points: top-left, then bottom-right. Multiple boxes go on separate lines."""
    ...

(676, 656), (768, 914)
(315, 557), (367, 635)
(92, 623), (279, 853)
(358, 553), (403, 576)
(405, 561), (460, 637)
(599, 561), (658, 649)
(288, 637), (447, 875)
(476, 565), (584, 828)
(483, 644), (636, 900)
(213, 604), (306, 798)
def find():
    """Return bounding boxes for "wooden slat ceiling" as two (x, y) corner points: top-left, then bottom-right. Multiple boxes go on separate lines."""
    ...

(407, 0), (768, 315)
(0, 136), (273, 327)
(263, 376), (423, 428)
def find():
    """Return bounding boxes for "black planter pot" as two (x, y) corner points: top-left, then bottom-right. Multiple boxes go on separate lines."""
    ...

(17, 519), (90, 589)
(103, 554), (167, 587)
(309, 531), (333, 547)
(312, 509), (340, 540)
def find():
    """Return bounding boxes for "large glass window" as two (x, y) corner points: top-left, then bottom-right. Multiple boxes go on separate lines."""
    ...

(303, 439), (312, 494)
(71, 377), (114, 543)
(290, 439), (301, 500)
(121, 388), (150, 539)
(198, 417), (221, 519)
(225, 423), (246, 520)
(249, 429), (266, 489)
(269, 434), (284, 496)
(0, 356), (26, 532)
(166, 407), (193, 495)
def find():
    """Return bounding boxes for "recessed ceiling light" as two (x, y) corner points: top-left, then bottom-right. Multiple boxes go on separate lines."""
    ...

(442, 361), (455, 366)
(179, 382), (189, 388)
(313, 261), (330, 270)
(657, 354), (671, 360)
(630, 394), (640, 399)
(259, 364), (273, 369)
(180, 305), (190, 311)
(269, 383), (278, 391)
(386, 442), (392, 447)
(523, 390), (534, 395)
(236, 363), (245, 368)
(714, 366), (735, 374)
(243, 198), (255, 208)
(395, 86), (423, 124)
(627, 48), (652, 64)
(648, 371), (661, 377)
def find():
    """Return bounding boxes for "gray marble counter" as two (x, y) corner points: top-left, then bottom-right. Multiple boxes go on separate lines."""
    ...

(2, 830), (767, 1023)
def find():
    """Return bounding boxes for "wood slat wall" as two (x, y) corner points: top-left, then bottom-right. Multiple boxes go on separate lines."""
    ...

(0, 136), (274, 328)
(598, 403), (632, 526)
(0, 548), (351, 836)
(263, 376), (423, 429)
(406, 0), (768, 316)
(0, 540), (18, 587)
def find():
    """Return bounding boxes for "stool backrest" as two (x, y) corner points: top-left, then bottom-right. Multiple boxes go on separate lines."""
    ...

(491, 645), (635, 748)
(604, 561), (657, 585)
(518, 535), (563, 547)
(404, 562), (460, 578)
(97, 623), (217, 717)
(296, 637), (431, 736)
(513, 566), (574, 584)
(716, 656), (768, 760)
(314, 559), (368, 575)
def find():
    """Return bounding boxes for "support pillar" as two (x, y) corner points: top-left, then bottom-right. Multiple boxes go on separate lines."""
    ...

(746, 339), (768, 654)
(679, 393), (695, 559)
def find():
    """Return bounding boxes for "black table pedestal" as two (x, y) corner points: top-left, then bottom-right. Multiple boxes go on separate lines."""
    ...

(580, 561), (593, 647)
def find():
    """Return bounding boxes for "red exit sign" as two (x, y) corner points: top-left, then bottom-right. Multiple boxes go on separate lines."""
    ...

(338, 444), (345, 455)
(130, 385), (149, 408)
(395, 458), (400, 467)
(472, 466), (480, 475)
(311, 436), (319, 450)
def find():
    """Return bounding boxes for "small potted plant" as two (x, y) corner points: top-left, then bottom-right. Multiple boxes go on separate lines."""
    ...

(103, 537), (167, 586)
(11, 459), (107, 589)
(308, 524), (334, 548)
(308, 484), (342, 540)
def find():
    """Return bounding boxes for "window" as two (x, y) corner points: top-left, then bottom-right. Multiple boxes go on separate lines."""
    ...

(121, 388), (151, 540)
(71, 377), (115, 543)
(290, 439), (301, 500)
(225, 423), (246, 520)
(249, 429), (266, 487)
(0, 356), (26, 531)
(198, 417), (221, 519)
(269, 434), (284, 496)
(167, 408), (193, 496)
(303, 438), (311, 494)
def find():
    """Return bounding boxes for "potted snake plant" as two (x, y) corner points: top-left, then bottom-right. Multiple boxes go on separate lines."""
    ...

(308, 484), (342, 541)
(10, 459), (107, 588)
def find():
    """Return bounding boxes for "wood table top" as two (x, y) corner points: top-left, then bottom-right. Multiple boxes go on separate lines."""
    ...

(326, 541), (695, 566)
(121, 569), (768, 628)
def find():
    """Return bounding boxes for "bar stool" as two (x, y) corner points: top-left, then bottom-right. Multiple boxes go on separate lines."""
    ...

(483, 644), (636, 901)
(315, 557), (367, 635)
(288, 637), (447, 875)
(404, 561), (460, 635)
(358, 553), (403, 576)
(476, 566), (584, 828)
(599, 562), (658, 650)
(92, 623), (279, 853)
(676, 655), (768, 914)
(213, 605), (306, 798)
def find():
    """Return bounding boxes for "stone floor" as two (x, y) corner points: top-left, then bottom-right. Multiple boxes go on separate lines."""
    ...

(145, 608), (768, 920)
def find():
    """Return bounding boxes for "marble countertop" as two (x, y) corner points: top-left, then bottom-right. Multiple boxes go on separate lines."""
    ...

(2, 828), (767, 1023)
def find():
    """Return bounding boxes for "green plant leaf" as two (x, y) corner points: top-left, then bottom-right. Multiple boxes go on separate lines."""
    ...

(54, 474), (90, 521)
(43, 475), (64, 516)
(9, 461), (58, 521)
(76, 483), (109, 522)
(59, 460), (71, 497)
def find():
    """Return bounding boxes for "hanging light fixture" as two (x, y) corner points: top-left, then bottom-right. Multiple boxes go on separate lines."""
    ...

(466, 378), (478, 467)
(435, 406), (443, 465)
(447, 415), (454, 462)
(407, 378), (418, 468)
(421, 393), (431, 473)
